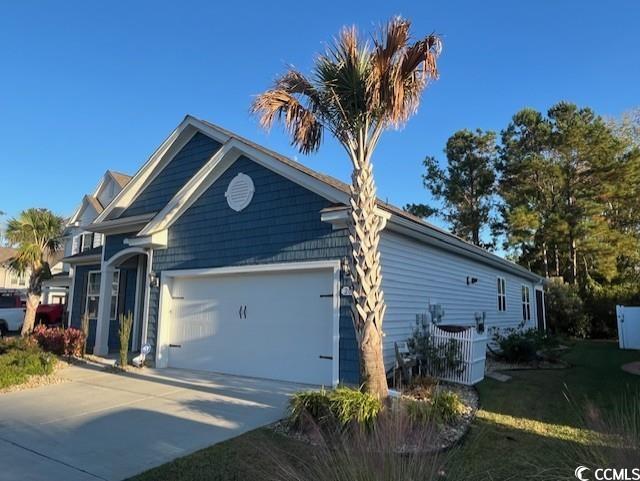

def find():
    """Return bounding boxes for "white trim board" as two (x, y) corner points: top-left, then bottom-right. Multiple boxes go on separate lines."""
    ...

(138, 137), (348, 237)
(155, 260), (341, 387)
(93, 119), (230, 224)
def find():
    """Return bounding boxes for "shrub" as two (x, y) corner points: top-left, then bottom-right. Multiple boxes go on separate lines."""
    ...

(431, 390), (466, 424)
(32, 325), (65, 355)
(31, 325), (86, 357)
(546, 281), (590, 338)
(0, 337), (56, 389)
(64, 328), (86, 357)
(407, 328), (465, 378)
(118, 311), (133, 369)
(405, 389), (465, 426)
(289, 386), (383, 430)
(582, 282), (640, 339)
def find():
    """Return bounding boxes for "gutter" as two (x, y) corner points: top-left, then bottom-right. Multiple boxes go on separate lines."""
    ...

(320, 206), (543, 283)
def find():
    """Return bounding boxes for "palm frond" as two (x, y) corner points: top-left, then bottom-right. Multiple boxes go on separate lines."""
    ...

(370, 17), (442, 127)
(251, 77), (324, 154)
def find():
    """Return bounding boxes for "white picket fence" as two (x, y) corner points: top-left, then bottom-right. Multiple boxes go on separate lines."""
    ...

(425, 324), (488, 385)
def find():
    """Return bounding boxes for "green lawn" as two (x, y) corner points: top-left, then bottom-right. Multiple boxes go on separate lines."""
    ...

(128, 341), (640, 481)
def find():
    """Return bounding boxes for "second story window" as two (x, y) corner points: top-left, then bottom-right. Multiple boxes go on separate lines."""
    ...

(81, 233), (93, 252)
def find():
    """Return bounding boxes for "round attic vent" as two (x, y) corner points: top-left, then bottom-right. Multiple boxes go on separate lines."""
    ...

(225, 173), (255, 212)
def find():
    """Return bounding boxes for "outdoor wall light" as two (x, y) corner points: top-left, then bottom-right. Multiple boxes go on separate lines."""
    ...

(148, 272), (160, 288)
(466, 276), (479, 285)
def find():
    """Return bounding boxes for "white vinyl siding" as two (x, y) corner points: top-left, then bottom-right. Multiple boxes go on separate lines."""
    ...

(379, 230), (538, 367)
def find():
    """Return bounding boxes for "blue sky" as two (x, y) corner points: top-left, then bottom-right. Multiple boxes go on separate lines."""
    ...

(0, 1), (638, 229)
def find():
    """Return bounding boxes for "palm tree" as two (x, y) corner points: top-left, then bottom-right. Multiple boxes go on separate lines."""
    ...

(6, 208), (63, 335)
(252, 17), (441, 397)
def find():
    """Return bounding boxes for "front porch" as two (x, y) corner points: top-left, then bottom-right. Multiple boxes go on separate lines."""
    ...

(73, 248), (148, 356)
(94, 249), (147, 355)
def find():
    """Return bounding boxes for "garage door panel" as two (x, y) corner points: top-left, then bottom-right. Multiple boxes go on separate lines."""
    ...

(166, 268), (335, 385)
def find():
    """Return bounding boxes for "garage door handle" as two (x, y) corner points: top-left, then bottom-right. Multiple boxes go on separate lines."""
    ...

(319, 355), (333, 360)
(169, 344), (182, 348)
(243, 305), (247, 318)
(239, 306), (243, 319)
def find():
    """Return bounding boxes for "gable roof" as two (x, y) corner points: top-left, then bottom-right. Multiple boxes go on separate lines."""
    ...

(68, 170), (131, 227)
(108, 170), (132, 189)
(90, 115), (543, 282)
(85, 195), (104, 215)
(0, 247), (17, 265)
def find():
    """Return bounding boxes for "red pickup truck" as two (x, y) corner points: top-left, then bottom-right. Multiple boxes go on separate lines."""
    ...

(36, 303), (65, 326)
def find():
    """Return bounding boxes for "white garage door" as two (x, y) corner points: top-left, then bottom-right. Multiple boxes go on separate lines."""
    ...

(166, 268), (336, 385)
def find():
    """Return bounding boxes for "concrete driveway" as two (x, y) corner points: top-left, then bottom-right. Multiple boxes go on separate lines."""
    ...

(0, 364), (301, 481)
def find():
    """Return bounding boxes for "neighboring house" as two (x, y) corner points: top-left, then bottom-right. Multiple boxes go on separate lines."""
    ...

(43, 171), (131, 308)
(65, 115), (544, 386)
(0, 247), (29, 294)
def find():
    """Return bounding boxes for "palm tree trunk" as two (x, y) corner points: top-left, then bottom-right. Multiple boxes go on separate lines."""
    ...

(348, 151), (388, 398)
(21, 293), (38, 335)
(21, 268), (42, 336)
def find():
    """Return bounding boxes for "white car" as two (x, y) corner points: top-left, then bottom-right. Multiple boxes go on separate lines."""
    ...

(0, 294), (25, 336)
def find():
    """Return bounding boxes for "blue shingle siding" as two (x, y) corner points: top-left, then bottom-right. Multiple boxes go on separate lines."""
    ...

(103, 232), (138, 262)
(120, 133), (222, 218)
(147, 155), (359, 384)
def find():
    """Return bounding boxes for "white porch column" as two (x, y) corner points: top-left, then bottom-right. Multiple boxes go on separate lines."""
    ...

(93, 265), (114, 356)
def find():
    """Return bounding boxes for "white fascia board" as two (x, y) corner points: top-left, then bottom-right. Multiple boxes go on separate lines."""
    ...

(67, 198), (88, 226)
(320, 206), (541, 282)
(162, 259), (340, 279)
(85, 212), (156, 234)
(63, 254), (102, 265)
(190, 115), (348, 204)
(321, 206), (390, 228)
(137, 136), (349, 238)
(138, 141), (238, 236)
(124, 231), (168, 248)
(94, 118), (231, 224)
(386, 213), (543, 282)
(235, 139), (348, 205)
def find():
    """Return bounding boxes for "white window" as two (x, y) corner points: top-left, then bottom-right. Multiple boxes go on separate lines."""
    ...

(522, 285), (531, 321)
(92, 233), (103, 248)
(85, 270), (120, 320)
(497, 277), (507, 312)
(81, 233), (93, 252)
(72, 235), (80, 255)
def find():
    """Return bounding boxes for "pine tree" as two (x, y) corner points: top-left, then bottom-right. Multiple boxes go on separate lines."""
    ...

(412, 129), (497, 248)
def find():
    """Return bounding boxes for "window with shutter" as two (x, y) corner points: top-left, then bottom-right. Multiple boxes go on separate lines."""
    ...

(93, 233), (103, 248)
(72, 235), (80, 255)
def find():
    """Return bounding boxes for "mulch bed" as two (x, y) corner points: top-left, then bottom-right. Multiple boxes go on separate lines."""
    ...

(270, 382), (478, 453)
(0, 357), (70, 395)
